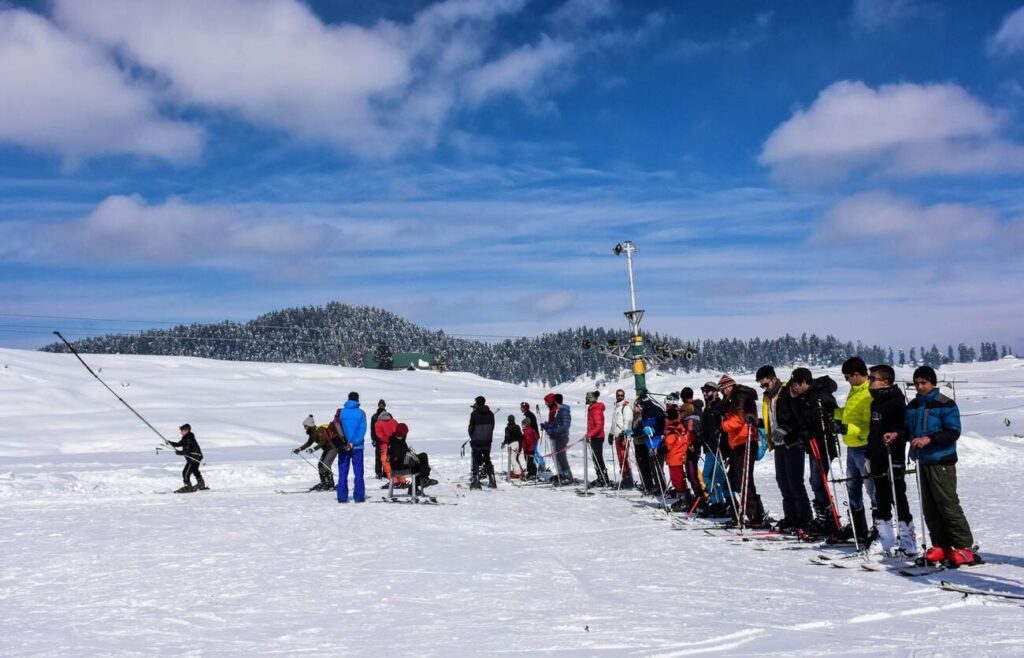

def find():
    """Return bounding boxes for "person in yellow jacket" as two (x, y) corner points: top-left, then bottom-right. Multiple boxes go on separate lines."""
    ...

(829, 357), (876, 544)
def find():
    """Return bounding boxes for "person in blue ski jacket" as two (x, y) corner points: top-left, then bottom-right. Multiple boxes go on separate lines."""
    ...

(639, 394), (668, 494)
(336, 391), (367, 503)
(905, 366), (978, 567)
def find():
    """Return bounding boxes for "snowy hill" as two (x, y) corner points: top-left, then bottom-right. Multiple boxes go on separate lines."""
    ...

(3, 348), (1024, 655)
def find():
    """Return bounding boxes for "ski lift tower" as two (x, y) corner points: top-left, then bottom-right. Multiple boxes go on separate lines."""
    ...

(581, 241), (697, 399)
(615, 241), (649, 398)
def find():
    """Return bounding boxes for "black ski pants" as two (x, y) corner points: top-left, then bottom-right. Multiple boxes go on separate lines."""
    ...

(182, 459), (204, 487)
(774, 442), (810, 524)
(551, 435), (572, 480)
(633, 441), (655, 491)
(470, 445), (493, 484)
(588, 438), (609, 483)
(319, 447), (338, 485)
(868, 438), (912, 523)
(526, 454), (537, 478)
(728, 440), (761, 523)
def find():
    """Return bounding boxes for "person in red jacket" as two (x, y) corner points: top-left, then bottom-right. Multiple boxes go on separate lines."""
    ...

(374, 411), (406, 488)
(521, 417), (539, 480)
(585, 391), (610, 487)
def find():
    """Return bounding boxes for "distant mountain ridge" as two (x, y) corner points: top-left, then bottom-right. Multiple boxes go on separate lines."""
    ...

(41, 301), (890, 385)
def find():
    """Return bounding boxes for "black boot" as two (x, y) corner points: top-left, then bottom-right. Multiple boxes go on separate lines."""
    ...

(487, 464), (497, 489)
(194, 477), (208, 491)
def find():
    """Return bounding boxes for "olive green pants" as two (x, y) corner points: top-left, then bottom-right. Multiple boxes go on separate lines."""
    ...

(920, 463), (974, 549)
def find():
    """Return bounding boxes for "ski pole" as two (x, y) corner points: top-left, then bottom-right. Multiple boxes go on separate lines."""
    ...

(913, 453), (929, 558)
(716, 444), (741, 527)
(52, 330), (174, 447)
(885, 444), (900, 543)
(293, 449), (321, 473)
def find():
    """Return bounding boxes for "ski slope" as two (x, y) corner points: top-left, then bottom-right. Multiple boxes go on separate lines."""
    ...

(2, 348), (1024, 656)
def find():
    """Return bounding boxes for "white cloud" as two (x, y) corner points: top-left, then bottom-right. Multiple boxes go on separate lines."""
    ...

(533, 291), (577, 315)
(760, 80), (1024, 184)
(461, 37), (576, 107)
(42, 0), (589, 160)
(814, 191), (998, 256)
(0, 9), (202, 166)
(851, 0), (932, 32)
(989, 6), (1024, 57)
(51, 195), (337, 265)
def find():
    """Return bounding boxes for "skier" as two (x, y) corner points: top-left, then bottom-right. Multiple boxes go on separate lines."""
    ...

(804, 370), (842, 536)
(387, 422), (438, 494)
(468, 396), (497, 490)
(294, 414), (337, 491)
(699, 382), (730, 516)
(336, 392), (367, 503)
(772, 368), (813, 533)
(865, 365), (916, 557)
(906, 366), (979, 567)
(502, 414), (525, 479)
(631, 399), (655, 493)
(663, 406), (691, 508)
(374, 408), (406, 489)
(829, 357), (876, 545)
(521, 417), (539, 480)
(168, 423), (206, 493)
(639, 394), (668, 495)
(608, 389), (634, 488)
(541, 393), (573, 484)
(719, 374), (766, 527)
(521, 401), (545, 473)
(370, 399), (388, 479)
(585, 391), (610, 487)
(681, 402), (705, 509)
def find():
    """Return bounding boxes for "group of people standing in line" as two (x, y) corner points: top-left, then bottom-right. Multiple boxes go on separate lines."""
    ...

(278, 357), (977, 568)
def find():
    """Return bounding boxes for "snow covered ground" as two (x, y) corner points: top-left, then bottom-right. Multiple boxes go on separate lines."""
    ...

(2, 348), (1024, 656)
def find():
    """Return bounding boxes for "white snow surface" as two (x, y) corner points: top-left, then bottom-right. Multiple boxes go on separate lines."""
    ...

(2, 348), (1024, 656)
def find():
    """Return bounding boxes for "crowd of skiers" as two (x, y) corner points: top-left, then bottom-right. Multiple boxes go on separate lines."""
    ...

(484, 357), (978, 569)
(240, 356), (977, 568)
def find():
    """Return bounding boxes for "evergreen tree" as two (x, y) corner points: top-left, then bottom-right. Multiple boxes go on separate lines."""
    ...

(887, 347), (895, 364)
(909, 347), (917, 365)
(899, 349), (906, 367)
(946, 345), (954, 364)
(374, 342), (394, 370)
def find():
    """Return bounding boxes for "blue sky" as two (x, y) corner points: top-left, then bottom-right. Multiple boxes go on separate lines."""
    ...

(2, 0), (1024, 351)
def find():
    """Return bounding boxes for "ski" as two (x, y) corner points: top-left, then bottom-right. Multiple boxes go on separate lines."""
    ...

(373, 496), (455, 506)
(939, 581), (1024, 600)
(275, 489), (326, 494)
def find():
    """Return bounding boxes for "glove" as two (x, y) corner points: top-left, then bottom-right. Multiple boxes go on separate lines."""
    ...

(306, 448), (316, 454)
(292, 448), (300, 454)
(541, 422), (549, 431)
(624, 429), (633, 439)
(643, 426), (654, 439)
(607, 433), (614, 445)
(744, 414), (758, 426)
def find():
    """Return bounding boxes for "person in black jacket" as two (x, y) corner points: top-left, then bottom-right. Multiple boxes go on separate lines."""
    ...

(502, 414), (525, 479)
(773, 372), (813, 532)
(387, 423), (437, 494)
(699, 383), (730, 515)
(168, 423), (206, 493)
(468, 396), (496, 490)
(865, 364), (916, 557)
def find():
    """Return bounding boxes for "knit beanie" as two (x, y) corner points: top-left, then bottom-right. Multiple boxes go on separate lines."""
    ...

(395, 423), (409, 438)
(718, 375), (736, 390)
(913, 365), (938, 386)
(302, 415), (316, 428)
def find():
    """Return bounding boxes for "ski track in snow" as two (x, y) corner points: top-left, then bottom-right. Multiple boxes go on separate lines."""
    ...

(2, 350), (1024, 655)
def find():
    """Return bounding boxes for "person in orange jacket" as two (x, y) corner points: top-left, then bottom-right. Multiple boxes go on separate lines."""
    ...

(663, 406), (690, 498)
(719, 374), (767, 528)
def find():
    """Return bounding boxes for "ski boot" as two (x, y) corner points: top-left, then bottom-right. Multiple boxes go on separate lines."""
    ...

(174, 484), (194, 494)
(194, 478), (208, 491)
(945, 547), (983, 569)
(486, 465), (497, 489)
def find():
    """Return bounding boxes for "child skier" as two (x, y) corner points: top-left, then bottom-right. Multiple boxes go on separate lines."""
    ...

(502, 414), (525, 479)
(168, 423), (206, 493)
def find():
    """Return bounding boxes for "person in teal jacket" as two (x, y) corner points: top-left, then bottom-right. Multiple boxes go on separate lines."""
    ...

(906, 366), (978, 568)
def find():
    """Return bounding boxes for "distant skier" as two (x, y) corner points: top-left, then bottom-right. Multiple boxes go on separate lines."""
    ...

(468, 396), (496, 490)
(336, 392), (367, 503)
(370, 399), (388, 479)
(387, 423), (438, 494)
(608, 389), (634, 488)
(585, 391), (609, 487)
(502, 414), (525, 479)
(541, 393), (573, 484)
(294, 414), (337, 491)
(521, 417), (539, 480)
(168, 423), (206, 493)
